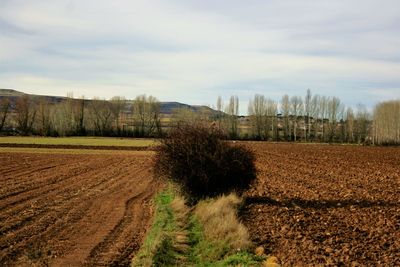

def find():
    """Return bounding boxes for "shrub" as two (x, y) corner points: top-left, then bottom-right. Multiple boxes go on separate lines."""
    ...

(155, 122), (256, 202)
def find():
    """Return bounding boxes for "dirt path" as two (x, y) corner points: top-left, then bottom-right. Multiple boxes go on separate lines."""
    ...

(0, 151), (160, 266)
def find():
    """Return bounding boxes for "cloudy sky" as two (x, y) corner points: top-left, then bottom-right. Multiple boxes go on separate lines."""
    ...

(1, 0), (399, 114)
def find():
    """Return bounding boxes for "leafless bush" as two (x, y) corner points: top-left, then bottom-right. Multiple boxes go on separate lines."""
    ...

(155, 122), (256, 202)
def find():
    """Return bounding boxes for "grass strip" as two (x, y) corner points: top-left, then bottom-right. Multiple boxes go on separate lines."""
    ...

(131, 188), (178, 266)
(187, 194), (264, 266)
(132, 190), (265, 266)
(0, 136), (156, 147)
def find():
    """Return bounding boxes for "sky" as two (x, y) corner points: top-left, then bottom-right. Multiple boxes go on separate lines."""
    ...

(1, 0), (400, 114)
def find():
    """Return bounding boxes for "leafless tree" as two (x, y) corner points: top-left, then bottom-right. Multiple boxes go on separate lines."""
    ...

(71, 96), (86, 135)
(110, 96), (126, 135)
(225, 95), (239, 138)
(248, 94), (267, 139)
(0, 98), (10, 132)
(51, 93), (75, 136)
(248, 95), (277, 140)
(309, 94), (320, 141)
(132, 95), (161, 137)
(216, 96), (223, 112)
(304, 89), (312, 141)
(373, 100), (400, 145)
(280, 95), (290, 141)
(88, 98), (113, 136)
(15, 95), (37, 135)
(326, 97), (343, 142)
(354, 104), (370, 143)
(172, 106), (212, 128)
(266, 98), (278, 141)
(36, 99), (52, 136)
(216, 96), (224, 129)
(345, 107), (355, 143)
(318, 96), (328, 142)
(290, 96), (303, 141)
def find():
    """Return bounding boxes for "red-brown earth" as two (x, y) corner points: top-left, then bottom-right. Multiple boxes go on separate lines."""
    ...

(242, 143), (400, 266)
(1, 143), (399, 266)
(0, 150), (159, 266)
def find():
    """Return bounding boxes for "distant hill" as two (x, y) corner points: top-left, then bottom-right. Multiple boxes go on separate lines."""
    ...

(0, 89), (67, 107)
(158, 102), (217, 115)
(0, 89), (26, 96)
(0, 89), (218, 115)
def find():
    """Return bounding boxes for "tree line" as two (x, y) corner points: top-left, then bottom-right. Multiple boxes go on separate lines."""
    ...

(245, 89), (372, 144)
(0, 93), (161, 137)
(0, 90), (398, 145)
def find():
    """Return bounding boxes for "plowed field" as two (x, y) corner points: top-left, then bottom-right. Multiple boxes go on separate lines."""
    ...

(0, 150), (159, 266)
(242, 143), (400, 266)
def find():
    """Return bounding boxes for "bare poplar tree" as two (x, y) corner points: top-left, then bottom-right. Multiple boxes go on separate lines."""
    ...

(133, 95), (161, 137)
(309, 94), (320, 141)
(354, 104), (370, 143)
(15, 95), (37, 135)
(338, 104), (346, 142)
(216, 96), (224, 129)
(373, 100), (400, 144)
(36, 98), (52, 136)
(248, 95), (277, 140)
(304, 89), (312, 141)
(290, 96), (303, 141)
(172, 106), (211, 127)
(225, 95), (239, 139)
(267, 99), (278, 141)
(280, 95), (290, 141)
(73, 96), (86, 136)
(88, 98), (113, 136)
(319, 96), (328, 142)
(110, 96), (126, 135)
(248, 94), (266, 139)
(0, 98), (10, 132)
(50, 92), (76, 136)
(345, 107), (355, 143)
(216, 96), (223, 112)
(326, 97), (343, 142)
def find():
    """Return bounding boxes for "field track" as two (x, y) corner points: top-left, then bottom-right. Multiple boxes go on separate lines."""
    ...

(242, 143), (400, 266)
(0, 150), (159, 266)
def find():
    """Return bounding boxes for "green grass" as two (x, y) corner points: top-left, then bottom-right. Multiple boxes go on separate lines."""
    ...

(132, 189), (263, 267)
(0, 136), (156, 147)
(132, 188), (179, 267)
(187, 208), (262, 267)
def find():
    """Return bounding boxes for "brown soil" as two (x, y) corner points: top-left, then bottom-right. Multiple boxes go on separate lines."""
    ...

(0, 151), (160, 266)
(241, 143), (400, 266)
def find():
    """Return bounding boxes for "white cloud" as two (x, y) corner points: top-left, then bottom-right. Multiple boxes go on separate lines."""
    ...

(1, 0), (400, 114)
(366, 88), (400, 101)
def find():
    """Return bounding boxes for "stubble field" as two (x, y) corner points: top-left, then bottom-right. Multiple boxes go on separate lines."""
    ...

(242, 142), (400, 266)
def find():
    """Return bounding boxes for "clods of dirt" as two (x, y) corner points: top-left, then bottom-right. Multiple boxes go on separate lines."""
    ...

(241, 143), (400, 266)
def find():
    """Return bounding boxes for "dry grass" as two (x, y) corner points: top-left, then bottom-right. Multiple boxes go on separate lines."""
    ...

(194, 193), (252, 251)
(170, 197), (191, 256)
(0, 136), (156, 146)
(0, 147), (154, 155)
(171, 197), (190, 228)
(133, 190), (261, 266)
